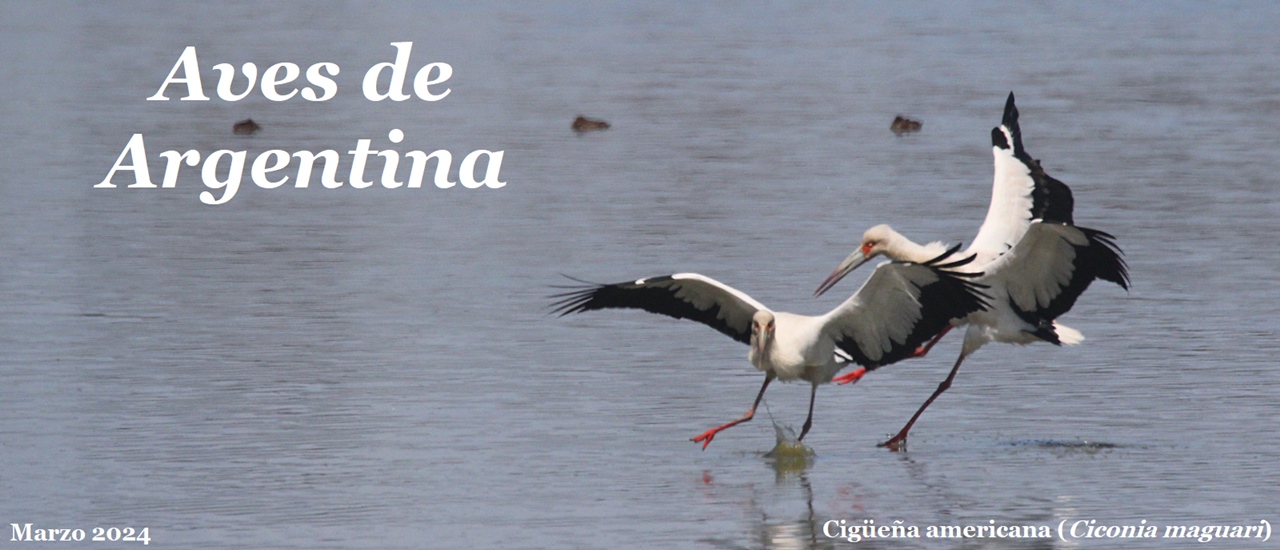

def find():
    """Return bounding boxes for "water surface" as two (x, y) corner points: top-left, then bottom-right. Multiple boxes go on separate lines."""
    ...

(2, 2), (1278, 548)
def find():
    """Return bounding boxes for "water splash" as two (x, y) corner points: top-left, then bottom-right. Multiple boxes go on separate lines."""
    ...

(763, 422), (815, 472)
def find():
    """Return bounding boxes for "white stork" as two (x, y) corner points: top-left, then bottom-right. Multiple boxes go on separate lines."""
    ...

(553, 252), (988, 449)
(815, 92), (1130, 450)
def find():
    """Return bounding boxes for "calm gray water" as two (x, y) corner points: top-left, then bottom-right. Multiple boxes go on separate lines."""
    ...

(2, 2), (1278, 548)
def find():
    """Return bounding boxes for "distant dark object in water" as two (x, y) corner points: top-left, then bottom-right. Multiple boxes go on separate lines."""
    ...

(890, 116), (922, 134)
(233, 119), (261, 135)
(572, 115), (610, 133)
(1011, 439), (1120, 450)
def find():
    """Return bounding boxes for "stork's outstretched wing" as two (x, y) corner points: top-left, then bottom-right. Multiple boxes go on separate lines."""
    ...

(820, 257), (988, 368)
(552, 273), (768, 345)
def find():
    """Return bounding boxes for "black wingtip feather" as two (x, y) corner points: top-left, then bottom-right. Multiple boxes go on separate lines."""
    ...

(931, 252), (976, 271)
(1003, 92), (1018, 128)
(1085, 229), (1130, 291)
(550, 275), (755, 345)
(923, 242), (964, 266)
(920, 246), (988, 281)
(549, 285), (600, 317)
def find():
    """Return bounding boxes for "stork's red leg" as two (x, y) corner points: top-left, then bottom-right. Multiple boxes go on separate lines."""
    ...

(691, 373), (775, 449)
(832, 366), (867, 385)
(879, 352), (968, 451)
(912, 325), (953, 358)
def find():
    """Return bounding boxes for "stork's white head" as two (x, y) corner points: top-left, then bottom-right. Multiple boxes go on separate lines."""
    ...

(858, 224), (904, 261)
(750, 310), (775, 364)
(814, 225), (906, 297)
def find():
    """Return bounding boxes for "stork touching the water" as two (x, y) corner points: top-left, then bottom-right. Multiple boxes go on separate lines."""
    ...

(553, 251), (988, 449)
(815, 92), (1130, 450)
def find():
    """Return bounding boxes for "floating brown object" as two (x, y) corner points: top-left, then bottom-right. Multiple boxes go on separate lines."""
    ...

(233, 118), (261, 135)
(572, 115), (610, 132)
(890, 116), (922, 134)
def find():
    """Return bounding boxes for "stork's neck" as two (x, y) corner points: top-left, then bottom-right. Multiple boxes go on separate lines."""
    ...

(882, 228), (949, 264)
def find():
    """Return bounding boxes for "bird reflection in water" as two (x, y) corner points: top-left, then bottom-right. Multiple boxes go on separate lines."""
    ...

(698, 427), (837, 550)
(748, 467), (837, 550)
